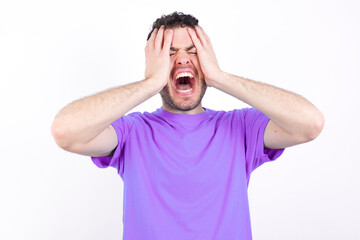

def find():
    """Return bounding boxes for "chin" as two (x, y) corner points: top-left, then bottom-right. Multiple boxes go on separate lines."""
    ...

(160, 83), (207, 112)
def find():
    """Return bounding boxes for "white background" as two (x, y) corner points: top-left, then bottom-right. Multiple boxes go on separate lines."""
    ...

(1, 0), (359, 239)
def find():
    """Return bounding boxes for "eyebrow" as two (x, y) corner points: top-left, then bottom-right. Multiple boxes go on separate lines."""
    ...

(170, 45), (196, 51)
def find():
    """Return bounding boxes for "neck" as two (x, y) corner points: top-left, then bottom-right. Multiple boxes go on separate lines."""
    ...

(162, 104), (205, 115)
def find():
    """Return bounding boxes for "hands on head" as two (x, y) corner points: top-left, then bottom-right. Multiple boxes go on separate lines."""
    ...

(187, 26), (223, 87)
(144, 26), (174, 91)
(144, 25), (223, 90)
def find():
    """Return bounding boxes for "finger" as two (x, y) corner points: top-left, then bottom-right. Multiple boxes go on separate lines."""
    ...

(198, 26), (211, 44)
(195, 25), (210, 46)
(155, 25), (165, 51)
(162, 28), (173, 52)
(187, 27), (203, 49)
(147, 28), (158, 47)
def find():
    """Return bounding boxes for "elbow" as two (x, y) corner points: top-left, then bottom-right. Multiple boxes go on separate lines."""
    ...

(51, 121), (72, 150)
(304, 112), (325, 142)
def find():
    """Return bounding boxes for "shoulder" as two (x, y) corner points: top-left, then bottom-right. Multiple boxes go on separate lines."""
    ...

(114, 109), (167, 128)
(212, 107), (261, 121)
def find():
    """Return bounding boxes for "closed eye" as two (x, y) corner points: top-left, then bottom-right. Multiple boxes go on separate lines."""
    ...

(169, 51), (196, 56)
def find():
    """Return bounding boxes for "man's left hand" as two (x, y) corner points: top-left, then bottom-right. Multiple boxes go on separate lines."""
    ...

(187, 26), (223, 87)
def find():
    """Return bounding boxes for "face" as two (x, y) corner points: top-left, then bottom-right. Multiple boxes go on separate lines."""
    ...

(160, 27), (207, 114)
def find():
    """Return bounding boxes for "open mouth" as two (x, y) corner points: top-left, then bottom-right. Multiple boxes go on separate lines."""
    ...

(173, 72), (196, 94)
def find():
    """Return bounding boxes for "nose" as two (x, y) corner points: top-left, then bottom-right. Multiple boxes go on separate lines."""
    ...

(175, 52), (190, 65)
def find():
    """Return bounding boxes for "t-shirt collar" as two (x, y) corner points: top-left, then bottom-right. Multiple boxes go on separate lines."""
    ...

(155, 107), (210, 122)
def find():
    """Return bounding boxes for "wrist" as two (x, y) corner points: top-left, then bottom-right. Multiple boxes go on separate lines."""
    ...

(208, 71), (228, 89)
(143, 77), (166, 95)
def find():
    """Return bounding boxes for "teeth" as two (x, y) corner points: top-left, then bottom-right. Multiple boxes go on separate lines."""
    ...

(175, 72), (194, 79)
(177, 88), (193, 93)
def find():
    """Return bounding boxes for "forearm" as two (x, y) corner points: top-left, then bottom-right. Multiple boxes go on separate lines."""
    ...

(212, 72), (324, 140)
(51, 78), (161, 148)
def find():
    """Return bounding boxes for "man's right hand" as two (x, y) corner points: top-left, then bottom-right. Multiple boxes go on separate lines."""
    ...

(144, 25), (174, 92)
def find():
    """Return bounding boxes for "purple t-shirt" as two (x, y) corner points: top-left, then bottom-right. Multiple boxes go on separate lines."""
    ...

(91, 107), (284, 240)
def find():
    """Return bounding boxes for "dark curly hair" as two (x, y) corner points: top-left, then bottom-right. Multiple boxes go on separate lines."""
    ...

(147, 12), (199, 40)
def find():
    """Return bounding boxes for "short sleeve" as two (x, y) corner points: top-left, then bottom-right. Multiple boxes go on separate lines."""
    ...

(243, 108), (285, 177)
(90, 114), (135, 177)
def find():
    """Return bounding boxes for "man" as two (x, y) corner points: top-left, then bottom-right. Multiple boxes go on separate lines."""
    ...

(52, 12), (324, 239)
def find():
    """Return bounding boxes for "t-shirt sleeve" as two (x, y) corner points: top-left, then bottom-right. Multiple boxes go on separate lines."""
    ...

(90, 114), (135, 177)
(242, 108), (285, 176)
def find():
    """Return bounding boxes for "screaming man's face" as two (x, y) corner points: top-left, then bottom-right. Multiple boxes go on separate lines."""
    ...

(160, 27), (207, 114)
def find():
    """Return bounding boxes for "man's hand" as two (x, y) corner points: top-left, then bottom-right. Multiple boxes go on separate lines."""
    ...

(145, 25), (174, 92)
(187, 26), (223, 87)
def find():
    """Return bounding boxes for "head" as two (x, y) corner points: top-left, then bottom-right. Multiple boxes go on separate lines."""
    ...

(148, 12), (207, 114)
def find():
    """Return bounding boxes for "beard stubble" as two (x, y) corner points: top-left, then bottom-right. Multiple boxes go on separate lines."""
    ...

(159, 77), (207, 112)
